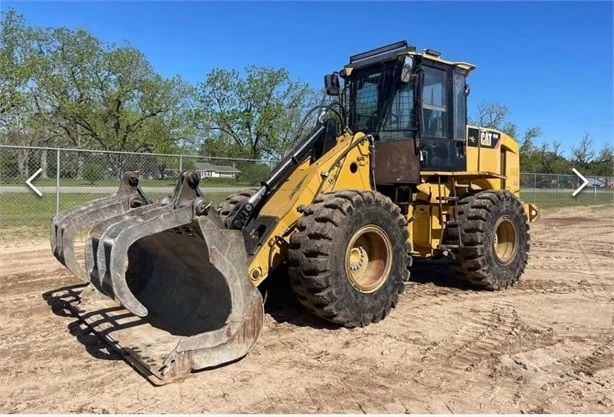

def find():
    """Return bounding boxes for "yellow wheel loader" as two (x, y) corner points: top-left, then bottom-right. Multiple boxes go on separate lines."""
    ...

(50, 40), (540, 385)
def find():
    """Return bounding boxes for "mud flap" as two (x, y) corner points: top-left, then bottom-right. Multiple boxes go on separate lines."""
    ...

(61, 171), (264, 384)
(50, 172), (150, 282)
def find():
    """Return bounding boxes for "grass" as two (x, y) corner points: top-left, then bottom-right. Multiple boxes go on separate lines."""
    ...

(0, 177), (257, 188)
(1, 188), (612, 242)
(520, 189), (614, 209)
(0, 191), (232, 242)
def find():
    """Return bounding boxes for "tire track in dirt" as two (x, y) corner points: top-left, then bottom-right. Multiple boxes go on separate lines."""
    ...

(0, 245), (85, 276)
(0, 270), (75, 298)
(570, 342), (614, 377)
(417, 300), (556, 375)
(1, 207), (613, 413)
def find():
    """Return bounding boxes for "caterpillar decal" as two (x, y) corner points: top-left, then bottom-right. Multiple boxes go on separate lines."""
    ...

(467, 127), (501, 149)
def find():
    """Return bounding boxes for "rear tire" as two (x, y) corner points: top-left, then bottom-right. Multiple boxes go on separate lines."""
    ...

(287, 190), (411, 328)
(444, 190), (530, 290)
(217, 188), (259, 224)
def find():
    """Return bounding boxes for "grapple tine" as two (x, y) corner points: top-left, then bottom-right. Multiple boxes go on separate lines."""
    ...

(85, 203), (169, 296)
(50, 172), (151, 281)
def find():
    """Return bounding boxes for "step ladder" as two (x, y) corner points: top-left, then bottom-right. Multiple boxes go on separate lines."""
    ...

(436, 176), (463, 251)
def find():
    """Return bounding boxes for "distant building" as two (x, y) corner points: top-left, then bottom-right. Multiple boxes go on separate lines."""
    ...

(194, 162), (241, 179)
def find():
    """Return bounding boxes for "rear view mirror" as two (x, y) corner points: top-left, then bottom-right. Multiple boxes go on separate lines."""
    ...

(324, 74), (340, 96)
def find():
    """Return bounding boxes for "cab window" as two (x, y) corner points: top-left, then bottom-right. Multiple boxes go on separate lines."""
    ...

(422, 67), (447, 138)
(379, 81), (414, 141)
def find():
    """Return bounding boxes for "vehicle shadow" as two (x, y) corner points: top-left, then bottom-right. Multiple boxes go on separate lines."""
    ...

(409, 257), (478, 291)
(263, 257), (478, 329)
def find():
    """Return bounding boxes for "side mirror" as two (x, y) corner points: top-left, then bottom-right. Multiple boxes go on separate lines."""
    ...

(324, 74), (340, 96)
(400, 55), (413, 83)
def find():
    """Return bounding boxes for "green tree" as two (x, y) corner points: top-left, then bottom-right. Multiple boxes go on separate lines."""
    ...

(194, 65), (319, 160)
(0, 9), (34, 119)
(0, 9), (57, 177)
(517, 127), (543, 172)
(592, 143), (614, 187)
(535, 141), (569, 174)
(35, 27), (193, 176)
(469, 101), (543, 171)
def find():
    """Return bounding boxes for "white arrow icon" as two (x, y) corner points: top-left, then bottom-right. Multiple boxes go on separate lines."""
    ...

(572, 168), (589, 197)
(26, 168), (43, 197)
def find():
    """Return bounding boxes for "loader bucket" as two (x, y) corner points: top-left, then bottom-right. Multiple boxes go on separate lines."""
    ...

(50, 172), (151, 282)
(58, 171), (264, 385)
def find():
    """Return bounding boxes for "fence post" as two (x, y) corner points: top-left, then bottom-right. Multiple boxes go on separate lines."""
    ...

(532, 173), (536, 204)
(179, 155), (183, 174)
(555, 174), (559, 204)
(56, 149), (61, 215)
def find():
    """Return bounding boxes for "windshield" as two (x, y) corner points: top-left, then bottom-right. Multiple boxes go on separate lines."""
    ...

(349, 64), (397, 133)
(348, 62), (414, 140)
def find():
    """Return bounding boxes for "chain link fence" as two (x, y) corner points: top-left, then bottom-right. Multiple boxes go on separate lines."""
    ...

(1, 145), (613, 229)
(0, 145), (278, 227)
(520, 172), (614, 206)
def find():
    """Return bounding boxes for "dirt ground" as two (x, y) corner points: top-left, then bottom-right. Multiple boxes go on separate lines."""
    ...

(0, 206), (612, 413)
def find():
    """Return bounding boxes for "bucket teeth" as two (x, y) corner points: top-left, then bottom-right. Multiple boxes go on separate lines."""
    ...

(50, 172), (150, 281)
(53, 170), (265, 384)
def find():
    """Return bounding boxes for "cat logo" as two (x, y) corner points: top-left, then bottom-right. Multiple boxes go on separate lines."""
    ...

(480, 131), (493, 147)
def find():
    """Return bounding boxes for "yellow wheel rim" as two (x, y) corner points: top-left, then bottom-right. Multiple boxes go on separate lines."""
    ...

(345, 225), (392, 293)
(493, 216), (517, 264)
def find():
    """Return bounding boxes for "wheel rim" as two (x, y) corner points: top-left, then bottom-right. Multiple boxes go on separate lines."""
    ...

(493, 216), (518, 264)
(345, 225), (392, 293)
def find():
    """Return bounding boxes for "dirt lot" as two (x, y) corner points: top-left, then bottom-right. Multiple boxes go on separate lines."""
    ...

(0, 206), (612, 413)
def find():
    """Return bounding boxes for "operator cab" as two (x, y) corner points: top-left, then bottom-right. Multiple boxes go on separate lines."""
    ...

(324, 40), (475, 185)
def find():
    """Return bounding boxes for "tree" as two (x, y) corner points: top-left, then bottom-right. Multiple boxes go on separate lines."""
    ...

(592, 143), (614, 187)
(0, 9), (56, 177)
(470, 102), (509, 129)
(518, 127), (542, 172)
(35, 27), (193, 177)
(469, 101), (543, 171)
(194, 65), (319, 160)
(570, 133), (595, 171)
(536, 141), (569, 174)
(0, 9), (33, 120)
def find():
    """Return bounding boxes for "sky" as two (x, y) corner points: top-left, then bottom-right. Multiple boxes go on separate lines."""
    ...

(2, 0), (613, 158)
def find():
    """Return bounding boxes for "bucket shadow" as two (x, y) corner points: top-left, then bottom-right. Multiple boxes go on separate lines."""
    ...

(42, 284), (123, 361)
(41, 258), (480, 366)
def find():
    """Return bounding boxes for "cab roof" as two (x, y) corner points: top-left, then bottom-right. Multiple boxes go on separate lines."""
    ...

(343, 40), (476, 75)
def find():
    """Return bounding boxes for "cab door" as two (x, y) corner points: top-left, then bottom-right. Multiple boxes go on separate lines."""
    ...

(373, 78), (420, 184)
(418, 64), (468, 172)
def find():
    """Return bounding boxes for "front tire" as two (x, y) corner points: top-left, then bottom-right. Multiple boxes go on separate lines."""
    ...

(216, 188), (259, 224)
(445, 190), (530, 290)
(287, 190), (411, 328)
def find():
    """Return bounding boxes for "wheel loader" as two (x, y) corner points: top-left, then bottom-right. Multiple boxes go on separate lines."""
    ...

(50, 40), (540, 385)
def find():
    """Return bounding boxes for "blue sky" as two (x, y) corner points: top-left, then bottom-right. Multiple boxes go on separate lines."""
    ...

(3, 1), (613, 157)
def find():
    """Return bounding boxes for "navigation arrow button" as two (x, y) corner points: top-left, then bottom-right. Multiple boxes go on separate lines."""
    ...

(26, 168), (43, 197)
(572, 168), (589, 197)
